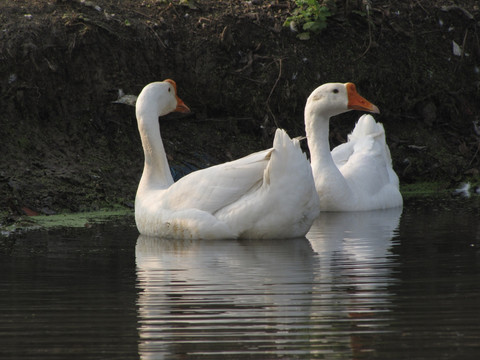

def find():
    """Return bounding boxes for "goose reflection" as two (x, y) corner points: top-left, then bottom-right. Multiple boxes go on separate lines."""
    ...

(308, 207), (402, 256)
(307, 208), (402, 290)
(136, 236), (317, 359)
(307, 208), (402, 298)
(135, 207), (402, 359)
(307, 207), (402, 357)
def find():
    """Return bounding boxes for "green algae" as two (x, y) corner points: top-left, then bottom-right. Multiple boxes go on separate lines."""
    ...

(400, 182), (451, 198)
(33, 208), (134, 229)
(1, 208), (134, 237)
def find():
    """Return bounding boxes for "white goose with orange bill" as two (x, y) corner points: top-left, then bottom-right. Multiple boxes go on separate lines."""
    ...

(134, 80), (319, 239)
(304, 83), (403, 211)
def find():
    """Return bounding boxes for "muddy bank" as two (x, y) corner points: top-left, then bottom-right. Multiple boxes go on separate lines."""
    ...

(1, 0), (479, 225)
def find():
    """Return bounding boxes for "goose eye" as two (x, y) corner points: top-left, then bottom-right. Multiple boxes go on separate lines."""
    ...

(333, 89), (339, 94)
(168, 87), (171, 93)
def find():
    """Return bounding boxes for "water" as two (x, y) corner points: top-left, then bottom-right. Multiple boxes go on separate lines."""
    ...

(1, 198), (480, 359)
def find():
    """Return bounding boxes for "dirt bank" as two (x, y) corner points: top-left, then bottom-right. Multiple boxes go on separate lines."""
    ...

(1, 0), (479, 226)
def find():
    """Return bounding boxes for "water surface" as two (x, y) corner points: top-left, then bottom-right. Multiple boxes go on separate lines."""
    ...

(1, 198), (480, 359)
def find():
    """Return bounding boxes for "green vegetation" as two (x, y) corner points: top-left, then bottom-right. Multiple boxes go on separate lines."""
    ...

(400, 182), (451, 197)
(33, 208), (133, 229)
(284, 0), (332, 40)
(1, 208), (134, 237)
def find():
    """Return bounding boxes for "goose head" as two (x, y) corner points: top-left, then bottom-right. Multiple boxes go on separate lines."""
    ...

(305, 82), (379, 120)
(136, 79), (190, 120)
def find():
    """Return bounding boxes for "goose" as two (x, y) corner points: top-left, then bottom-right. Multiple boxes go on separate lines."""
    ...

(134, 80), (319, 239)
(305, 82), (403, 211)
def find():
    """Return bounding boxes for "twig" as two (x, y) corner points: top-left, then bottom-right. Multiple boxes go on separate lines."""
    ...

(231, 74), (266, 84)
(129, 8), (156, 20)
(454, 29), (469, 73)
(146, 24), (166, 49)
(131, 11), (167, 49)
(468, 142), (480, 167)
(355, 5), (373, 60)
(164, 2), (181, 18)
(461, 29), (469, 61)
(266, 58), (282, 105)
(441, 5), (474, 21)
(159, 2), (174, 16)
(234, 51), (253, 73)
(265, 58), (283, 128)
(414, 0), (429, 15)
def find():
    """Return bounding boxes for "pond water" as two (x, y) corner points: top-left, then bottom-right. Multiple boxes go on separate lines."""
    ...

(1, 197), (480, 359)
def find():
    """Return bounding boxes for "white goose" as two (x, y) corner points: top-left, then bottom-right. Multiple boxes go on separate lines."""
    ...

(305, 82), (403, 211)
(134, 80), (319, 239)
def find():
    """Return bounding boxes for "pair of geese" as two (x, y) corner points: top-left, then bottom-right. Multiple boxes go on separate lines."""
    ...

(135, 80), (403, 239)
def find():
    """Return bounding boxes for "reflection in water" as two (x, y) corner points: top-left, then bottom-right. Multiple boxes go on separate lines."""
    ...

(308, 207), (402, 296)
(135, 208), (402, 359)
(0, 223), (139, 360)
(3, 202), (479, 359)
(3, 202), (480, 359)
(307, 208), (402, 357)
(136, 236), (317, 359)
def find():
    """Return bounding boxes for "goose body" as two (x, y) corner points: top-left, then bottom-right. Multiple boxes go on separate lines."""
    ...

(305, 83), (403, 211)
(134, 80), (319, 239)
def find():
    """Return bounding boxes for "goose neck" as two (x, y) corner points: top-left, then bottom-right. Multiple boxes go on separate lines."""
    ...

(137, 114), (174, 189)
(305, 109), (336, 176)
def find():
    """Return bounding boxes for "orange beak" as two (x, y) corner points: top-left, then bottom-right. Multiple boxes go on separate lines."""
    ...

(346, 83), (380, 114)
(175, 96), (190, 113)
(164, 78), (191, 113)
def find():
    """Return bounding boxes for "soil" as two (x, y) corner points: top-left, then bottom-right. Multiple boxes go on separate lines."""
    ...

(1, 0), (479, 227)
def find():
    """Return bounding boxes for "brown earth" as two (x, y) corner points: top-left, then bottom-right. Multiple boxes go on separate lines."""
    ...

(1, 0), (479, 225)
